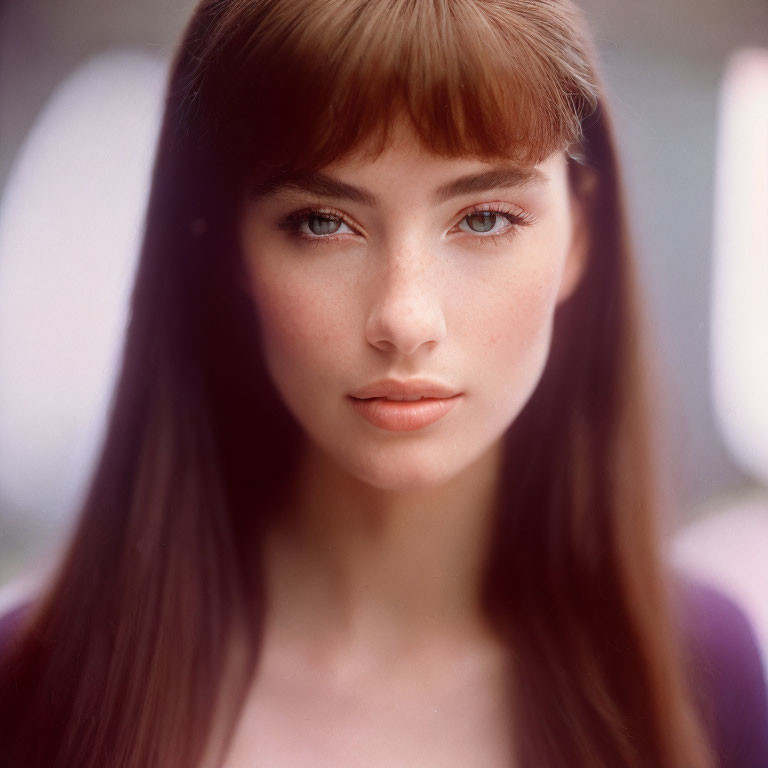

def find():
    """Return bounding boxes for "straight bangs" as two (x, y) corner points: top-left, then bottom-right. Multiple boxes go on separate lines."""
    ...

(182, 0), (599, 188)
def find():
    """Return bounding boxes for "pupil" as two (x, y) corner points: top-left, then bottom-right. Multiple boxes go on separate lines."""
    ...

(467, 212), (496, 233)
(308, 215), (341, 235)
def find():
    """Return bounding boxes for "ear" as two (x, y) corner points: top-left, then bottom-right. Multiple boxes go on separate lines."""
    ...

(556, 164), (595, 304)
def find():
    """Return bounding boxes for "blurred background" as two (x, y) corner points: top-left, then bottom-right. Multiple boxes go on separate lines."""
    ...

(0, 0), (766, 668)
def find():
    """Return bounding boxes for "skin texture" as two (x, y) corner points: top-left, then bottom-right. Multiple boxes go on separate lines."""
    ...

(240, 122), (585, 497)
(225, 124), (587, 766)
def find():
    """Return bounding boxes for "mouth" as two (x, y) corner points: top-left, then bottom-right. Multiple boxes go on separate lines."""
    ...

(347, 393), (461, 431)
(351, 395), (453, 402)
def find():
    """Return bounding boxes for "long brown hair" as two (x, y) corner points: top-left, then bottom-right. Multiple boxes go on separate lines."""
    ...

(0, 1), (713, 765)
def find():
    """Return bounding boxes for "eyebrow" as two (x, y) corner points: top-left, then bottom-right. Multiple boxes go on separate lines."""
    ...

(253, 165), (547, 206)
(432, 166), (547, 203)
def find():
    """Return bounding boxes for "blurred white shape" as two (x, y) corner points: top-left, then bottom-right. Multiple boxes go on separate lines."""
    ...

(671, 494), (768, 681)
(711, 49), (768, 485)
(687, 48), (768, 682)
(0, 51), (166, 525)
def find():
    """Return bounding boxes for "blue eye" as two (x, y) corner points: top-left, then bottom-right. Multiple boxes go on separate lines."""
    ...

(455, 206), (535, 244)
(278, 209), (355, 241)
(306, 214), (343, 236)
(464, 211), (499, 233)
(459, 210), (524, 236)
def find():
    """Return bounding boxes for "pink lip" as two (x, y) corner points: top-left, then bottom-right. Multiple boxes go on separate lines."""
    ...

(348, 394), (461, 431)
(348, 378), (462, 432)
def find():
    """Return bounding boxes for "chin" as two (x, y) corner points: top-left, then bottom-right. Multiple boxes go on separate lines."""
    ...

(352, 467), (455, 493)
(335, 441), (480, 492)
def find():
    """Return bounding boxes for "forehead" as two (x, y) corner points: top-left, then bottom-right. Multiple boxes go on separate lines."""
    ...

(328, 118), (556, 174)
(251, 121), (568, 206)
(253, 156), (567, 213)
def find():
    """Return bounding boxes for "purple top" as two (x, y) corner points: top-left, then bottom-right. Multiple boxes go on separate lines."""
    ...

(1, 581), (767, 764)
(676, 580), (768, 766)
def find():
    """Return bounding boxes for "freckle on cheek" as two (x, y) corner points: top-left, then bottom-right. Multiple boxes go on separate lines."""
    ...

(263, 292), (339, 350)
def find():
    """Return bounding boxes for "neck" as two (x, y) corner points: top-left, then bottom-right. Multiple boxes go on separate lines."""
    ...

(262, 438), (505, 658)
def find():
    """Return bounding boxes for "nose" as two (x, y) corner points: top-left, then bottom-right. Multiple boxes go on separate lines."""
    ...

(364, 245), (447, 356)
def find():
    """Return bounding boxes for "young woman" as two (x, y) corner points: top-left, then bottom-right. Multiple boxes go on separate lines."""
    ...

(1, 0), (766, 766)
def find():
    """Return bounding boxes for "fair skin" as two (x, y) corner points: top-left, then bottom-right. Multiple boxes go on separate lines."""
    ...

(224, 122), (586, 767)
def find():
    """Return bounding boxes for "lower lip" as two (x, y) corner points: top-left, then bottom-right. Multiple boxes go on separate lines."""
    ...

(348, 395), (461, 432)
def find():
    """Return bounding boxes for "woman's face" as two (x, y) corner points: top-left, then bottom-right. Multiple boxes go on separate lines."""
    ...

(239, 124), (585, 491)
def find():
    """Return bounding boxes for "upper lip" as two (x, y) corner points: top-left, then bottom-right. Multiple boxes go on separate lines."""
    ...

(349, 378), (460, 400)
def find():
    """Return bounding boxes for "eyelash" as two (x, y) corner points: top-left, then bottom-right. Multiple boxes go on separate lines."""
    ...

(277, 204), (535, 249)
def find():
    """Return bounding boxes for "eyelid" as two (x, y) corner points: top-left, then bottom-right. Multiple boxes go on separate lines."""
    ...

(277, 205), (365, 243)
(453, 200), (531, 223)
(450, 201), (536, 239)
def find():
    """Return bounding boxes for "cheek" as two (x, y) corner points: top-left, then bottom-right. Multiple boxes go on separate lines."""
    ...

(467, 250), (566, 420)
(478, 263), (562, 354)
(247, 267), (350, 381)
